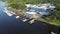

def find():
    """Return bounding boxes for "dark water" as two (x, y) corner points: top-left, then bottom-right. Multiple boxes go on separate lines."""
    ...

(0, 1), (50, 34)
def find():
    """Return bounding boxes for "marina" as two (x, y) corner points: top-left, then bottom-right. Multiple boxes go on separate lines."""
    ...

(0, 1), (59, 34)
(3, 7), (20, 19)
(25, 3), (56, 18)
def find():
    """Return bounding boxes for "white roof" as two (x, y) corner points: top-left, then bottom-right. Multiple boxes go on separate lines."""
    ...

(49, 6), (55, 8)
(26, 3), (56, 9)
(26, 4), (47, 9)
(26, 12), (37, 14)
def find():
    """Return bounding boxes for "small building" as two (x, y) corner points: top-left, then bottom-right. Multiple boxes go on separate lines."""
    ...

(24, 3), (56, 18)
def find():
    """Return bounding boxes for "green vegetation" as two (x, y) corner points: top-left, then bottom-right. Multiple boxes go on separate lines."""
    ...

(2, 0), (60, 26)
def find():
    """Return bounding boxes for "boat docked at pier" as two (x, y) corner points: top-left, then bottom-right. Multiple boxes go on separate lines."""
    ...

(3, 7), (16, 16)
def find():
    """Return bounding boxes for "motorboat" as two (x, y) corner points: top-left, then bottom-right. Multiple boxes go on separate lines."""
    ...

(3, 7), (16, 16)
(6, 12), (13, 16)
(22, 19), (29, 22)
(16, 16), (20, 18)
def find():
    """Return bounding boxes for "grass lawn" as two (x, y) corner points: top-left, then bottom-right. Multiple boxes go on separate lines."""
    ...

(38, 17), (60, 26)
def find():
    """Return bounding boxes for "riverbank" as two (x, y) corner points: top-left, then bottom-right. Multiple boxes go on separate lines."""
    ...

(38, 17), (60, 26)
(0, 1), (60, 34)
(7, 7), (60, 26)
(7, 7), (25, 17)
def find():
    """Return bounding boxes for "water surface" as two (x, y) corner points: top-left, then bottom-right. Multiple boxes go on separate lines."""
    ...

(0, 1), (50, 34)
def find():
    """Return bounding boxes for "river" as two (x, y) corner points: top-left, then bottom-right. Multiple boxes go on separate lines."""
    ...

(0, 1), (51, 34)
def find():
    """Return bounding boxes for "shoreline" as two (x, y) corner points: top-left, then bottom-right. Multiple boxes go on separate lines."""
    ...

(6, 6), (60, 26)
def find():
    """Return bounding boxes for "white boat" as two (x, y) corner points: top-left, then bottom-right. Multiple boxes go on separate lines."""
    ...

(16, 16), (20, 18)
(6, 13), (13, 16)
(3, 10), (13, 16)
(22, 19), (28, 22)
(3, 7), (16, 16)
